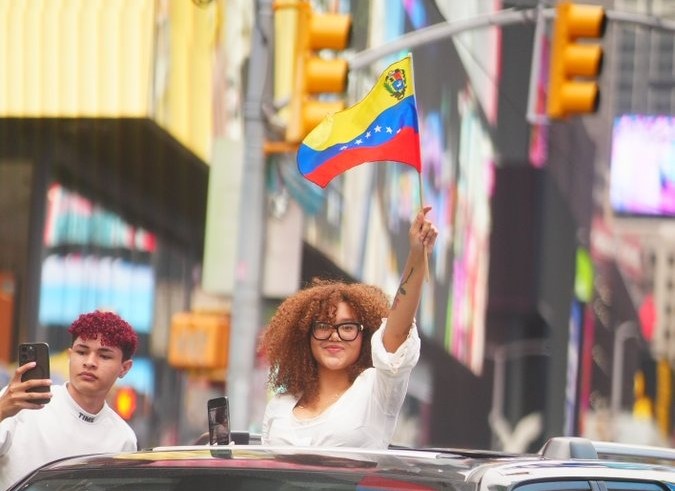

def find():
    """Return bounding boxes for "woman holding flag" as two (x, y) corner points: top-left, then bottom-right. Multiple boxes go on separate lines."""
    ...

(261, 54), (434, 448)
(260, 205), (437, 448)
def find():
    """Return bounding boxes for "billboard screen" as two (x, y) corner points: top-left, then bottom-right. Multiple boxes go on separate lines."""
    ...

(610, 114), (675, 217)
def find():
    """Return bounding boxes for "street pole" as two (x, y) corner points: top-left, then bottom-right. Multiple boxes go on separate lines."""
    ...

(227, 0), (273, 432)
(526, 4), (548, 125)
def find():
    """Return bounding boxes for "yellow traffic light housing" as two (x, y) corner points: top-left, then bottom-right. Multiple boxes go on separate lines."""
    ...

(547, 1), (606, 119)
(285, 2), (351, 143)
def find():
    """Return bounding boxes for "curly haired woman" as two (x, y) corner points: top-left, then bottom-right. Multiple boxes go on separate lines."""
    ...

(260, 206), (438, 448)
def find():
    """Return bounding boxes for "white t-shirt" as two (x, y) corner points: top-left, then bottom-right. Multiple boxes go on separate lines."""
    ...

(0, 383), (137, 490)
(261, 320), (420, 448)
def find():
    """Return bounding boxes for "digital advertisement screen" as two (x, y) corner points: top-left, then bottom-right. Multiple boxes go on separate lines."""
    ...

(39, 183), (155, 332)
(609, 114), (675, 217)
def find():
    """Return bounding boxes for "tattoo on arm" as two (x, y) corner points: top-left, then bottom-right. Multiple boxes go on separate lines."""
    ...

(392, 267), (415, 310)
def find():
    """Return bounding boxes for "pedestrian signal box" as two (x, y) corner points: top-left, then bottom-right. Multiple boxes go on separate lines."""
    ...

(168, 311), (230, 370)
(547, 1), (606, 119)
(114, 386), (137, 421)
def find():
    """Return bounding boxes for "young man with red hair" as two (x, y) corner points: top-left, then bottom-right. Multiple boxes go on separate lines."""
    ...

(0, 310), (139, 490)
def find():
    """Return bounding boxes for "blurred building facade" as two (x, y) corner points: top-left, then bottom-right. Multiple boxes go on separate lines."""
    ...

(0, 0), (673, 450)
(0, 0), (213, 446)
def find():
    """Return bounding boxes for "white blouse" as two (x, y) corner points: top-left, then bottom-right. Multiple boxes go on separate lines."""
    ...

(261, 319), (420, 449)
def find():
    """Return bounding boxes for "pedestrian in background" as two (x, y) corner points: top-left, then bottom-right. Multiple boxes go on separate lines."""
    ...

(0, 310), (138, 490)
(260, 206), (438, 448)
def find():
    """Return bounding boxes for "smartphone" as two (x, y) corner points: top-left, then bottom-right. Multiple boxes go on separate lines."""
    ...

(207, 396), (230, 446)
(18, 342), (51, 404)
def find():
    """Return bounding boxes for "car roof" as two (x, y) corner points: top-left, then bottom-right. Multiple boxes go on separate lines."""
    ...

(13, 437), (675, 491)
(24, 446), (479, 489)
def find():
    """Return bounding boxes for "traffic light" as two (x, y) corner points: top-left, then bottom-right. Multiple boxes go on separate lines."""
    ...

(114, 386), (138, 421)
(285, 2), (351, 143)
(547, 1), (606, 119)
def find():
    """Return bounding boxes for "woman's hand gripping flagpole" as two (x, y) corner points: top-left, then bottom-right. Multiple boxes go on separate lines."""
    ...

(404, 205), (435, 306)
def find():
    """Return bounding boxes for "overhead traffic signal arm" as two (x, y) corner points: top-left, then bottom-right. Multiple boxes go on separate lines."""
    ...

(547, 2), (606, 119)
(285, 1), (351, 143)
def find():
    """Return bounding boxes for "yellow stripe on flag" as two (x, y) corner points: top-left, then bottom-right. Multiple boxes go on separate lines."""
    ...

(302, 55), (415, 152)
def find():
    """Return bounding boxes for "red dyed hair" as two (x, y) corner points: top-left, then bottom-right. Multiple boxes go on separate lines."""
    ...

(68, 310), (138, 361)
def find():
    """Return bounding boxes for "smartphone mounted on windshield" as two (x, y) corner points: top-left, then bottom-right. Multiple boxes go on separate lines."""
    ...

(207, 396), (230, 446)
(18, 342), (51, 404)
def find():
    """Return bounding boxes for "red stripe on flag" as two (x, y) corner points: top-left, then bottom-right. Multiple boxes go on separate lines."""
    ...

(304, 127), (421, 188)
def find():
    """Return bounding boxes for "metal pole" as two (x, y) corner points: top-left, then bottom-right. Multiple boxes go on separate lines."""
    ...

(227, 0), (273, 432)
(526, 4), (548, 125)
(348, 7), (675, 72)
(349, 8), (545, 70)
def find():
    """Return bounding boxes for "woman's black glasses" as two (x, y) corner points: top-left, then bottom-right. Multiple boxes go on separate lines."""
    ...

(311, 321), (364, 341)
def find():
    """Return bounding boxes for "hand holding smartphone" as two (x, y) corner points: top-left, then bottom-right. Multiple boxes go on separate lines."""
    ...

(207, 396), (230, 445)
(18, 342), (51, 405)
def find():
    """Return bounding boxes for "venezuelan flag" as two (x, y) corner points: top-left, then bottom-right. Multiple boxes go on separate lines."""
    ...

(297, 55), (421, 188)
